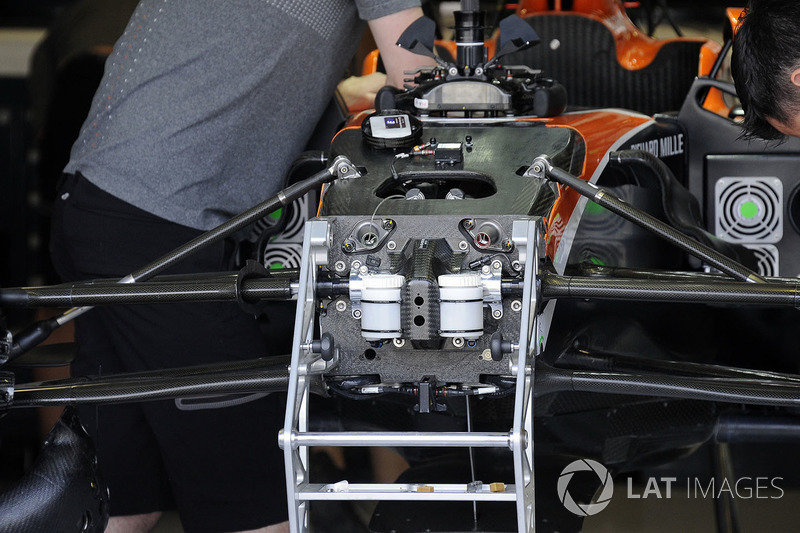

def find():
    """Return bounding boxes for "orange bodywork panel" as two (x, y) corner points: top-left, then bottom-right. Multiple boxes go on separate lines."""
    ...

(727, 7), (745, 37)
(542, 110), (652, 262)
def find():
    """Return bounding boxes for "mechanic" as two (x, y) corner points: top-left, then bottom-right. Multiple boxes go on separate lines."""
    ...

(48, 1), (432, 532)
(731, 0), (800, 140)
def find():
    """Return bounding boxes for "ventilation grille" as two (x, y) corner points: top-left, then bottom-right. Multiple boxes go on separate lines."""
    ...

(714, 177), (783, 243)
(743, 244), (780, 278)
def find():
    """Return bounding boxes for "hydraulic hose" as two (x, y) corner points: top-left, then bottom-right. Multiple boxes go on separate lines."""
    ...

(530, 155), (766, 284)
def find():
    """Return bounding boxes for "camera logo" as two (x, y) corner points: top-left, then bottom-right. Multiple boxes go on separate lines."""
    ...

(557, 459), (614, 516)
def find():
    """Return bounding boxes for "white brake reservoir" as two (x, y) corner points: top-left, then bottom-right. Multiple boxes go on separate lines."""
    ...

(360, 274), (405, 340)
(438, 273), (484, 339)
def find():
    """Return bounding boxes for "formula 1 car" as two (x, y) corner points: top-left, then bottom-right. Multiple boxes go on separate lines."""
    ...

(3, 1), (800, 532)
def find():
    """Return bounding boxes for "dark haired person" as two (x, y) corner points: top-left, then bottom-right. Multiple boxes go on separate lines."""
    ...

(49, 1), (431, 532)
(732, 0), (800, 139)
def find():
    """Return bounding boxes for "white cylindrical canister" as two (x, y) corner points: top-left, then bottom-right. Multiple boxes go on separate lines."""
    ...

(438, 273), (484, 339)
(360, 274), (405, 340)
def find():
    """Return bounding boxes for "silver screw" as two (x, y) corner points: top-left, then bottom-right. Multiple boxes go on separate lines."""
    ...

(334, 260), (346, 273)
(335, 300), (347, 312)
(452, 337), (465, 348)
(458, 240), (469, 251)
(491, 260), (503, 271)
(511, 300), (522, 312)
(512, 260), (522, 271)
(352, 309), (362, 319)
(393, 338), (405, 348)
(387, 240), (397, 250)
(480, 349), (492, 361)
(492, 309), (503, 319)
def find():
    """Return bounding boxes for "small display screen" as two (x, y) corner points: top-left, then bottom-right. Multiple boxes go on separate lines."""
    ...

(384, 116), (406, 129)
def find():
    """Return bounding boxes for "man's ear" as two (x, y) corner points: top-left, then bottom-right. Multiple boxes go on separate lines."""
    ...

(791, 67), (800, 88)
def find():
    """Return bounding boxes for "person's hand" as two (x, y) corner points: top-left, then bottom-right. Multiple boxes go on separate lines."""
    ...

(337, 72), (387, 112)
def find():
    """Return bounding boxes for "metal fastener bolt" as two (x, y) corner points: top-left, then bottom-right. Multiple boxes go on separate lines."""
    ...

(511, 300), (522, 312)
(393, 338), (405, 348)
(481, 265), (491, 275)
(334, 260), (346, 273)
(452, 337), (465, 348)
(480, 349), (492, 361)
(512, 260), (522, 271)
(351, 261), (362, 270)
(352, 309), (362, 319)
(335, 300), (347, 312)
(492, 309), (503, 319)
(458, 240), (469, 251)
(387, 240), (397, 251)
(491, 260), (503, 271)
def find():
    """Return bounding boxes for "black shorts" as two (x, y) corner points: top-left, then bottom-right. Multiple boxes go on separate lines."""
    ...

(49, 173), (289, 532)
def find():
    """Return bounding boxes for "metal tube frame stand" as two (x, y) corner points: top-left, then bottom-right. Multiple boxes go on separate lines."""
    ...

(279, 218), (542, 533)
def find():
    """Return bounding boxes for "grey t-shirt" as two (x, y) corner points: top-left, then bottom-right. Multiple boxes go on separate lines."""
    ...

(65, 0), (419, 230)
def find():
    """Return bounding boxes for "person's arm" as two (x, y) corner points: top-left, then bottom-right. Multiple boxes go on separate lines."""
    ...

(367, 6), (437, 89)
(337, 72), (387, 112)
